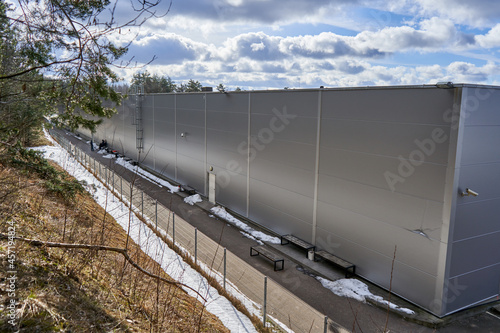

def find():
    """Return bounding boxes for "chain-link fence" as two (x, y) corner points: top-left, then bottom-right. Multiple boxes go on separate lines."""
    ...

(52, 131), (343, 333)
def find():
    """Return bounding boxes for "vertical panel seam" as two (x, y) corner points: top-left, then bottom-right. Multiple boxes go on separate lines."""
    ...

(204, 94), (208, 196)
(246, 92), (251, 217)
(153, 95), (155, 171)
(312, 90), (322, 245)
(174, 94), (177, 181)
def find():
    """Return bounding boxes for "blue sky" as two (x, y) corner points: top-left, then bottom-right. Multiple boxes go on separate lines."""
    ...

(112, 0), (500, 90)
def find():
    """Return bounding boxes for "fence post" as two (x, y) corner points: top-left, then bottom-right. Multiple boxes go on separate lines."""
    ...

(155, 200), (158, 229)
(172, 212), (175, 248)
(263, 276), (267, 327)
(129, 183), (133, 208)
(223, 248), (227, 290)
(194, 228), (198, 264)
(141, 191), (144, 218)
(324, 316), (328, 333)
(120, 177), (123, 201)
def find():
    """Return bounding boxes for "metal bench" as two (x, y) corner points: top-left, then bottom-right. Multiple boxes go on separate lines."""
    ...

(250, 245), (284, 271)
(280, 234), (316, 257)
(314, 250), (356, 278)
(180, 184), (196, 195)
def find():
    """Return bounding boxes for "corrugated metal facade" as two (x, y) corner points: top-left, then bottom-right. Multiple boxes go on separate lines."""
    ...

(79, 85), (500, 317)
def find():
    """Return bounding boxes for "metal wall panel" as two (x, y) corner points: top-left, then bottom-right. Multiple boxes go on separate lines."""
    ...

(174, 94), (206, 192)
(154, 94), (175, 109)
(317, 174), (445, 239)
(449, 232), (500, 277)
(316, 200), (441, 275)
(445, 87), (500, 315)
(121, 100), (138, 156)
(206, 130), (248, 171)
(249, 177), (315, 224)
(461, 127), (500, 165)
(141, 105), (155, 168)
(460, 88), (500, 126)
(176, 153), (205, 192)
(458, 163), (500, 201)
(250, 153), (315, 195)
(251, 90), (319, 117)
(314, 226), (440, 309)
(320, 88), (454, 125)
(205, 93), (250, 214)
(316, 88), (456, 315)
(445, 264), (500, 312)
(319, 146), (448, 201)
(153, 146), (176, 177)
(152, 100), (176, 179)
(249, 113), (318, 145)
(140, 94), (177, 184)
(321, 119), (451, 164)
(215, 172), (248, 216)
(248, 186), (313, 239)
(206, 92), (248, 113)
(247, 91), (318, 240)
(79, 85), (500, 317)
(453, 198), (500, 240)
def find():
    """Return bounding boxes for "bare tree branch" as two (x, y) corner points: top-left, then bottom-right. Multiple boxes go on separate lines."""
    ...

(0, 233), (207, 302)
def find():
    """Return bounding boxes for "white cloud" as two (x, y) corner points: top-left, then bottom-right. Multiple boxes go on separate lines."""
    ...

(279, 32), (386, 59)
(108, 0), (500, 90)
(367, 0), (500, 28)
(208, 20), (466, 65)
(128, 33), (209, 64)
(168, 0), (355, 25)
(217, 32), (285, 61)
(250, 42), (265, 52)
(475, 24), (500, 48)
(445, 61), (499, 82)
(354, 17), (467, 53)
(416, 0), (500, 27)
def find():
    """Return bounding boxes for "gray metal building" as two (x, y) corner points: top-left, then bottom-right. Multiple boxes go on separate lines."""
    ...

(79, 84), (500, 317)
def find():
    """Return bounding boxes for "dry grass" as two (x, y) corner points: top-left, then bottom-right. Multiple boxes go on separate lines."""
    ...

(0, 161), (230, 332)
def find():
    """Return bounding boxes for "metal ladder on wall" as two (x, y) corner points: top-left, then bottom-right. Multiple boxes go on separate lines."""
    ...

(134, 85), (144, 152)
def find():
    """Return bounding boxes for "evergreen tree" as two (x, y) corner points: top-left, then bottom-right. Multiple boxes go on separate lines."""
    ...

(130, 71), (177, 93)
(185, 79), (202, 92)
(0, 0), (166, 135)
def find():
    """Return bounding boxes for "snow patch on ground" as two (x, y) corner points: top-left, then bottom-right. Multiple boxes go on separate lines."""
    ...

(85, 140), (100, 151)
(210, 206), (280, 244)
(31, 142), (257, 332)
(316, 277), (415, 315)
(115, 157), (179, 193)
(240, 231), (264, 245)
(184, 194), (202, 206)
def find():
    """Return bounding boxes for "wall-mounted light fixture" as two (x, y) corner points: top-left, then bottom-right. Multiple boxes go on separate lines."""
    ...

(436, 81), (454, 89)
(180, 132), (186, 137)
(461, 188), (479, 197)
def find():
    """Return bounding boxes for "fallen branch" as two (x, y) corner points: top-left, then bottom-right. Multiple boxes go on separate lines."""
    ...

(0, 233), (206, 302)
